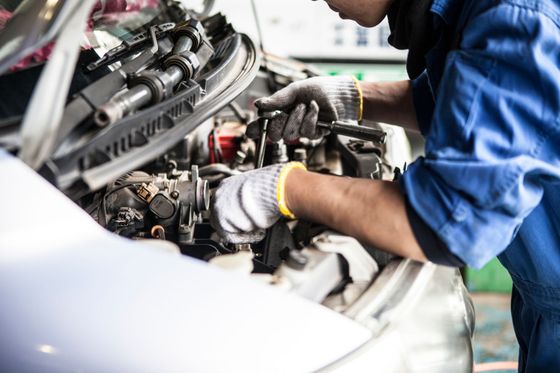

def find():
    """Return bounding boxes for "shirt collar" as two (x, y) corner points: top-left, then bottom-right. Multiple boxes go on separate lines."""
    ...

(430, 0), (465, 25)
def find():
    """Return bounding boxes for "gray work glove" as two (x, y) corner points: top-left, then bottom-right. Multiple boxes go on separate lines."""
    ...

(246, 76), (362, 141)
(210, 162), (306, 244)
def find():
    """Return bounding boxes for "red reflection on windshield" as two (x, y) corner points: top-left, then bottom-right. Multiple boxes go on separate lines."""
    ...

(2, 0), (161, 72)
(0, 9), (56, 72)
(90, 0), (160, 25)
(0, 9), (11, 30)
(11, 42), (55, 72)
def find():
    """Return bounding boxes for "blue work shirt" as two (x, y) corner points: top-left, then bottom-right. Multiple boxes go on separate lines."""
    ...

(401, 0), (560, 370)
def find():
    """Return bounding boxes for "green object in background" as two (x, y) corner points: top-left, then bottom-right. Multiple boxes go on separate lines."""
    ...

(467, 258), (513, 293)
(315, 63), (407, 82)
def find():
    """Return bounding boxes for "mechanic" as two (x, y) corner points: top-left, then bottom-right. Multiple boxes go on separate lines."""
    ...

(210, 0), (560, 371)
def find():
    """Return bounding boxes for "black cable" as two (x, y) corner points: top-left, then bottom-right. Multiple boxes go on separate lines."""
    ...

(101, 184), (139, 227)
(199, 164), (240, 177)
(306, 137), (327, 165)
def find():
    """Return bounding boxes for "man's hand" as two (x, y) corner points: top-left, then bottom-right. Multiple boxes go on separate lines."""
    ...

(246, 76), (362, 141)
(211, 161), (427, 261)
(210, 162), (306, 244)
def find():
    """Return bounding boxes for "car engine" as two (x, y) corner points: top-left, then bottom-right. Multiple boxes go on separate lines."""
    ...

(0, 2), (475, 371)
(0, 1), (411, 305)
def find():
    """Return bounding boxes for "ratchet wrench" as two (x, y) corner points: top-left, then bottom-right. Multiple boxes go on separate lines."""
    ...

(258, 110), (387, 145)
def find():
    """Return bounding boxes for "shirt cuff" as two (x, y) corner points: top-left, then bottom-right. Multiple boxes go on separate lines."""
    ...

(411, 71), (435, 136)
(401, 159), (518, 269)
(405, 196), (465, 267)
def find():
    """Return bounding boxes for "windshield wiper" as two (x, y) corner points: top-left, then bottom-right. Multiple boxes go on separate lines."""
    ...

(87, 22), (176, 72)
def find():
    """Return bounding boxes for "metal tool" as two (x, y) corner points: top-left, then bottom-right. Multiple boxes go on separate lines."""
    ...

(259, 110), (387, 145)
(255, 116), (269, 168)
(316, 120), (387, 144)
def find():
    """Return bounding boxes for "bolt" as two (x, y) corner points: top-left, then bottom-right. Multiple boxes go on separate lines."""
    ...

(294, 148), (307, 163)
(166, 160), (178, 171)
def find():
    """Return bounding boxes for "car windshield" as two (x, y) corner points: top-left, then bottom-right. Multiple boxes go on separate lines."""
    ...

(0, 0), (166, 72)
(86, 0), (165, 50)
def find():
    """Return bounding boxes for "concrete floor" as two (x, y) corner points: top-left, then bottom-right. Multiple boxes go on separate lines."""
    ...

(472, 293), (519, 369)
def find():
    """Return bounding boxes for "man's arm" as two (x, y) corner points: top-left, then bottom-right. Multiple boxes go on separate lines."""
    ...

(361, 80), (420, 132)
(285, 168), (428, 262)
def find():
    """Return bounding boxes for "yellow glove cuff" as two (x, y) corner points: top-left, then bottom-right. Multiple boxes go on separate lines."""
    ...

(352, 76), (364, 122)
(277, 162), (307, 220)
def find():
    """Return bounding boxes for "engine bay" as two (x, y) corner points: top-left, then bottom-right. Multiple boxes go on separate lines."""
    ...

(76, 47), (409, 310)
(0, 3), (476, 371)
(0, 2), (411, 309)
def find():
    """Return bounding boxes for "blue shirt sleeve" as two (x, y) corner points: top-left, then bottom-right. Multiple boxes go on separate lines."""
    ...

(411, 71), (435, 136)
(403, 3), (560, 269)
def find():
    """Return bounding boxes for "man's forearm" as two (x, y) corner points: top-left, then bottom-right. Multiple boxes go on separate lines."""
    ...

(361, 80), (419, 131)
(285, 168), (427, 262)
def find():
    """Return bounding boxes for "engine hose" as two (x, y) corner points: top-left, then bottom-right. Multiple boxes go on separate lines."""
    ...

(198, 164), (240, 177)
